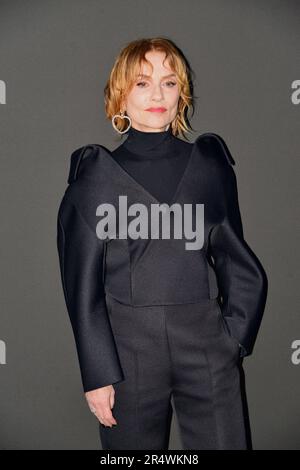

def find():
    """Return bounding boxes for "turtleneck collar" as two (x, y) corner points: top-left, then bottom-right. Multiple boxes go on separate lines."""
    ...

(122, 125), (176, 159)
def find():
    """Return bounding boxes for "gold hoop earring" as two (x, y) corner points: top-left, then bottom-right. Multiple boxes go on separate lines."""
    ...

(111, 111), (132, 134)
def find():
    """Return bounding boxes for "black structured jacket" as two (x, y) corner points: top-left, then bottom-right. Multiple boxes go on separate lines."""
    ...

(56, 133), (268, 393)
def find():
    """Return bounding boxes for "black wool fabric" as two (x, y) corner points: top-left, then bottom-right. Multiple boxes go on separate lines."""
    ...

(111, 126), (193, 205)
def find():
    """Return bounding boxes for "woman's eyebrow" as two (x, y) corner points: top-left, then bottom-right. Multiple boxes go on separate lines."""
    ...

(136, 73), (177, 79)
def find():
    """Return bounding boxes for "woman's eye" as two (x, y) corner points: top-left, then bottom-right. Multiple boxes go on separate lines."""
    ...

(136, 81), (177, 88)
(165, 81), (177, 87)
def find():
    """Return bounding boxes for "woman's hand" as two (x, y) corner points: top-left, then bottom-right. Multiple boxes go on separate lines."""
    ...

(85, 385), (117, 427)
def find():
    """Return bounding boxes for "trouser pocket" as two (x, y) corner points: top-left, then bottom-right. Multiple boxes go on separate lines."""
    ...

(212, 299), (241, 356)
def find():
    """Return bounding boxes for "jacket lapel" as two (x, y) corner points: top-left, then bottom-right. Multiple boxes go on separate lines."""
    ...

(97, 139), (199, 206)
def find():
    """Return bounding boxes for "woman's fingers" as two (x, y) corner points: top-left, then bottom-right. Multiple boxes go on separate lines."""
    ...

(85, 385), (117, 427)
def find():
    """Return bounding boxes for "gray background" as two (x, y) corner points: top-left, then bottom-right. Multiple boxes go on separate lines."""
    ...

(0, 0), (299, 450)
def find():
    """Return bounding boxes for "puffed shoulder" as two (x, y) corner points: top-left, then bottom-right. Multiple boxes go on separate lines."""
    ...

(196, 132), (236, 166)
(66, 134), (235, 185)
(67, 144), (100, 184)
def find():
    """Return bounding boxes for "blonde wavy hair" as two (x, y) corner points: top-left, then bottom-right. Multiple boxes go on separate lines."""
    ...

(104, 37), (196, 140)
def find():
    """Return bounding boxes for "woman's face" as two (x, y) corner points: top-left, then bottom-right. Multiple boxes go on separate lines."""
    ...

(123, 50), (180, 132)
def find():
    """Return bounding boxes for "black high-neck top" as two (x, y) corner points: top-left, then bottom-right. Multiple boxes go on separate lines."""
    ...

(111, 126), (193, 205)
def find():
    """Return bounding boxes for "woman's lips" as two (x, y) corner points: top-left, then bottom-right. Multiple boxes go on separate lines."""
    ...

(146, 108), (167, 112)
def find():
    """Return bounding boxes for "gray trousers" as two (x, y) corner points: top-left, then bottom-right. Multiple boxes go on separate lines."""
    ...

(99, 295), (250, 450)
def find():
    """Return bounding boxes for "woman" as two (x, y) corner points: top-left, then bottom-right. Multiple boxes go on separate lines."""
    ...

(56, 37), (268, 450)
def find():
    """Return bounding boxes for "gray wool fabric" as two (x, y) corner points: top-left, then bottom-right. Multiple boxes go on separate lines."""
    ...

(56, 130), (268, 449)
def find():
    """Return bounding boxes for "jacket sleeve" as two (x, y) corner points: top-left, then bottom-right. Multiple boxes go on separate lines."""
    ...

(56, 196), (125, 392)
(209, 140), (268, 357)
